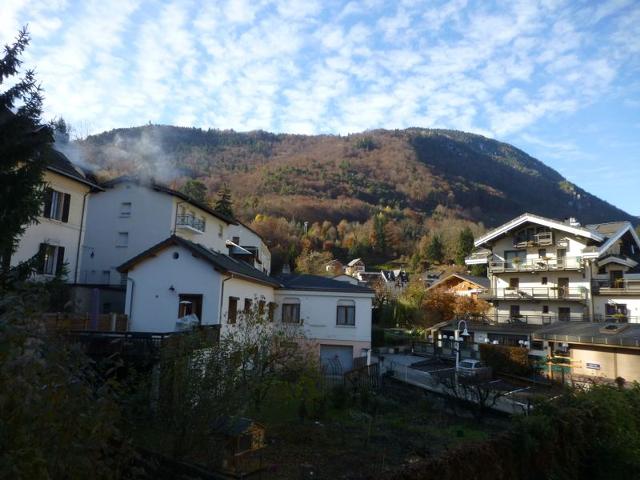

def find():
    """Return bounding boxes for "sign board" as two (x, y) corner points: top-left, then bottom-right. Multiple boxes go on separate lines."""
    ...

(586, 362), (601, 370)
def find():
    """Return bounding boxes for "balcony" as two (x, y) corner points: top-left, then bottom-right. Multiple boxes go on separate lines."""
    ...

(478, 313), (589, 325)
(480, 287), (588, 301)
(592, 280), (640, 296)
(489, 257), (582, 273)
(176, 214), (205, 233)
(513, 231), (553, 248)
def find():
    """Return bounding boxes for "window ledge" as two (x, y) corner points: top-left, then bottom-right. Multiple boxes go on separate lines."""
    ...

(116, 245), (128, 248)
(336, 325), (356, 328)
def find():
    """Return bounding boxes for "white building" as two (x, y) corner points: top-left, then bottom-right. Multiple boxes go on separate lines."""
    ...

(80, 176), (271, 286)
(11, 149), (101, 283)
(118, 236), (374, 371)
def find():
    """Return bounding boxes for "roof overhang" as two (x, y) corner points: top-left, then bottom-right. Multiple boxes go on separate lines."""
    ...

(474, 213), (604, 248)
(583, 223), (640, 260)
(427, 273), (488, 291)
(47, 165), (104, 191)
(597, 256), (639, 268)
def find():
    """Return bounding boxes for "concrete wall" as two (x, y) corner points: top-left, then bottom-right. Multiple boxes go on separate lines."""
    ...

(219, 276), (276, 332)
(82, 182), (174, 285)
(171, 197), (229, 253)
(571, 345), (640, 382)
(12, 170), (91, 283)
(274, 290), (372, 356)
(124, 244), (222, 332)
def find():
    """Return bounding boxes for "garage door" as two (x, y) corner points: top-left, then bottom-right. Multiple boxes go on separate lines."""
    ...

(320, 345), (353, 374)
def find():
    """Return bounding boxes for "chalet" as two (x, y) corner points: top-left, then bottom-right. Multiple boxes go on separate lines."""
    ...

(427, 273), (489, 298)
(345, 258), (365, 276)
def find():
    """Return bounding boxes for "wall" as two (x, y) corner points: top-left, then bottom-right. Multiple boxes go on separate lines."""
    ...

(274, 289), (372, 355)
(12, 170), (91, 283)
(124, 244), (222, 332)
(219, 276), (276, 332)
(171, 197), (229, 254)
(571, 345), (640, 381)
(82, 182), (174, 285)
(226, 223), (272, 274)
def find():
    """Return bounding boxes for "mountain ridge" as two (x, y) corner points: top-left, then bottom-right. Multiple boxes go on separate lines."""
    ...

(76, 125), (635, 228)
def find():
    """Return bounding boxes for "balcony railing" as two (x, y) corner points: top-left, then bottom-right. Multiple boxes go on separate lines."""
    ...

(176, 214), (205, 233)
(592, 314), (640, 323)
(480, 287), (588, 301)
(591, 280), (640, 295)
(489, 257), (582, 272)
(478, 313), (589, 325)
(513, 231), (553, 248)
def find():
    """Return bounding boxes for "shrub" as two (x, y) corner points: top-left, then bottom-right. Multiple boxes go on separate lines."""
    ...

(479, 343), (534, 377)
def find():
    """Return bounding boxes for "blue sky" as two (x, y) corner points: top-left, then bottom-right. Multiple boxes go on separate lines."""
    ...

(3, 0), (639, 215)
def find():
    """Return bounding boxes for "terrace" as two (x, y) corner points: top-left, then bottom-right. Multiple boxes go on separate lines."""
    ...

(480, 286), (588, 301)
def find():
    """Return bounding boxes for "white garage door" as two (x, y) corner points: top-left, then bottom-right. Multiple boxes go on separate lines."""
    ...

(320, 345), (353, 374)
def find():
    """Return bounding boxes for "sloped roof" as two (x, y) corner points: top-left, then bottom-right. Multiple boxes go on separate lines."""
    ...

(427, 273), (490, 291)
(347, 258), (364, 266)
(474, 213), (603, 247)
(276, 273), (373, 294)
(44, 148), (102, 189)
(586, 221), (629, 237)
(117, 236), (280, 287)
(102, 176), (237, 225)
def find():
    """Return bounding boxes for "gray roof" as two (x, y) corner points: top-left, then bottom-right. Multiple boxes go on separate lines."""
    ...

(118, 236), (280, 287)
(533, 322), (640, 349)
(276, 273), (373, 294)
(45, 148), (102, 189)
(586, 221), (629, 238)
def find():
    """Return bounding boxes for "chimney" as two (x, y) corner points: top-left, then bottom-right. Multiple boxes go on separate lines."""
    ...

(569, 217), (580, 227)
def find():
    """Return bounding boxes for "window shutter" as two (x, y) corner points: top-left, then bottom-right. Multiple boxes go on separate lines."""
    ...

(61, 193), (71, 223)
(43, 189), (53, 218)
(37, 243), (47, 274)
(55, 246), (65, 275)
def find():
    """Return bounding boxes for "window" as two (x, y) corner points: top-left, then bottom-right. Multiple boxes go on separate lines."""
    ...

(282, 299), (301, 323)
(228, 297), (238, 324)
(541, 276), (548, 285)
(531, 340), (544, 350)
(509, 278), (519, 289)
(178, 294), (203, 322)
(116, 232), (129, 247)
(336, 300), (356, 326)
(268, 302), (276, 322)
(558, 307), (571, 321)
(43, 188), (70, 222)
(218, 224), (224, 238)
(37, 243), (65, 275)
(542, 305), (549, 314)
(258, 300), (266, 316)
(509, 305), (521, 318)
(538, 249), (547, 258)
(120, 202), (132, 217)
(244, 298), (252, 313)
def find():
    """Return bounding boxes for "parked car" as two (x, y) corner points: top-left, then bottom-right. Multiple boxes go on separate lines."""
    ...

(457, 359), (485, 377)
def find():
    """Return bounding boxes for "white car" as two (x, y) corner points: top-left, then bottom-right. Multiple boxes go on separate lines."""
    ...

(457, 359), (485, 376)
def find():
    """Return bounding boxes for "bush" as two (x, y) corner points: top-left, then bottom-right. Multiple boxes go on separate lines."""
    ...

(479, 343), (534, 377)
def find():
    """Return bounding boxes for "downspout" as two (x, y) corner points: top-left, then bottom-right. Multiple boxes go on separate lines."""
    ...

(74, 191), (89, 284)
(126, 277), (135, 327)
(219, 274), (233, 324)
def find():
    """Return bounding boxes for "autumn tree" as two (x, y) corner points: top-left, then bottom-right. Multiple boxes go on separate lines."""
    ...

(0, 28), (53, 282)
(422, 289), (456, 324)
(295, 248), (334, 275)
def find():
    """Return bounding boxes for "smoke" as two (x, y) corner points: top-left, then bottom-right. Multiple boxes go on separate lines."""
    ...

(54, 125), (179, 183)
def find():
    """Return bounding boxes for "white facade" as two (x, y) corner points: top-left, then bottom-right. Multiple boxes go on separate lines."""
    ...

(82, 179), (271, 285)
(274, 289), (373, 359)
(12, 169), (92, 283)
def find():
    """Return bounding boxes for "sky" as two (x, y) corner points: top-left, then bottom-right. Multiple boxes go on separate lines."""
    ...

(2, 0), (640, 215)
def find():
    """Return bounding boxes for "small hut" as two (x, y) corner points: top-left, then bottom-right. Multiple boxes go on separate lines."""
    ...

(211, 416), (266, 477)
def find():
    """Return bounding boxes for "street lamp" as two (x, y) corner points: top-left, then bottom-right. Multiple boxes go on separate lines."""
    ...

(454, 320), (471, 372)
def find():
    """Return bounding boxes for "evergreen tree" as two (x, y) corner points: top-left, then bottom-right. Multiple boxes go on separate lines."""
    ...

(181, 178), (208, 203)
(455, 226), (475, 265)
(0, 28), (52, 282)
(214, 183), (234, 218)
(425, 235), (444, 264)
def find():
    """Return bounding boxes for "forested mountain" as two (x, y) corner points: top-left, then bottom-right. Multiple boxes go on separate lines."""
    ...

(75, 126), (635, 271)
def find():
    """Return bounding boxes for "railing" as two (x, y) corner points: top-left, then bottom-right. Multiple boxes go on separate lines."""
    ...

(480, 287), (587, 301)
(592, 314), (640, 324)
(479, 313), (589, 325)
(513, 231), (553, 247)
(591, 280), (640, 295)
(176, 214), (205, 233)
(489, 257), (582, 272)
(42, 312), (128, 332)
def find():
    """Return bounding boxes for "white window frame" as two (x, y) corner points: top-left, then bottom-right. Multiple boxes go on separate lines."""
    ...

(120, 202), (132, 217)
(116, 232), (129, 247)
(336, 299), (356, 326)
